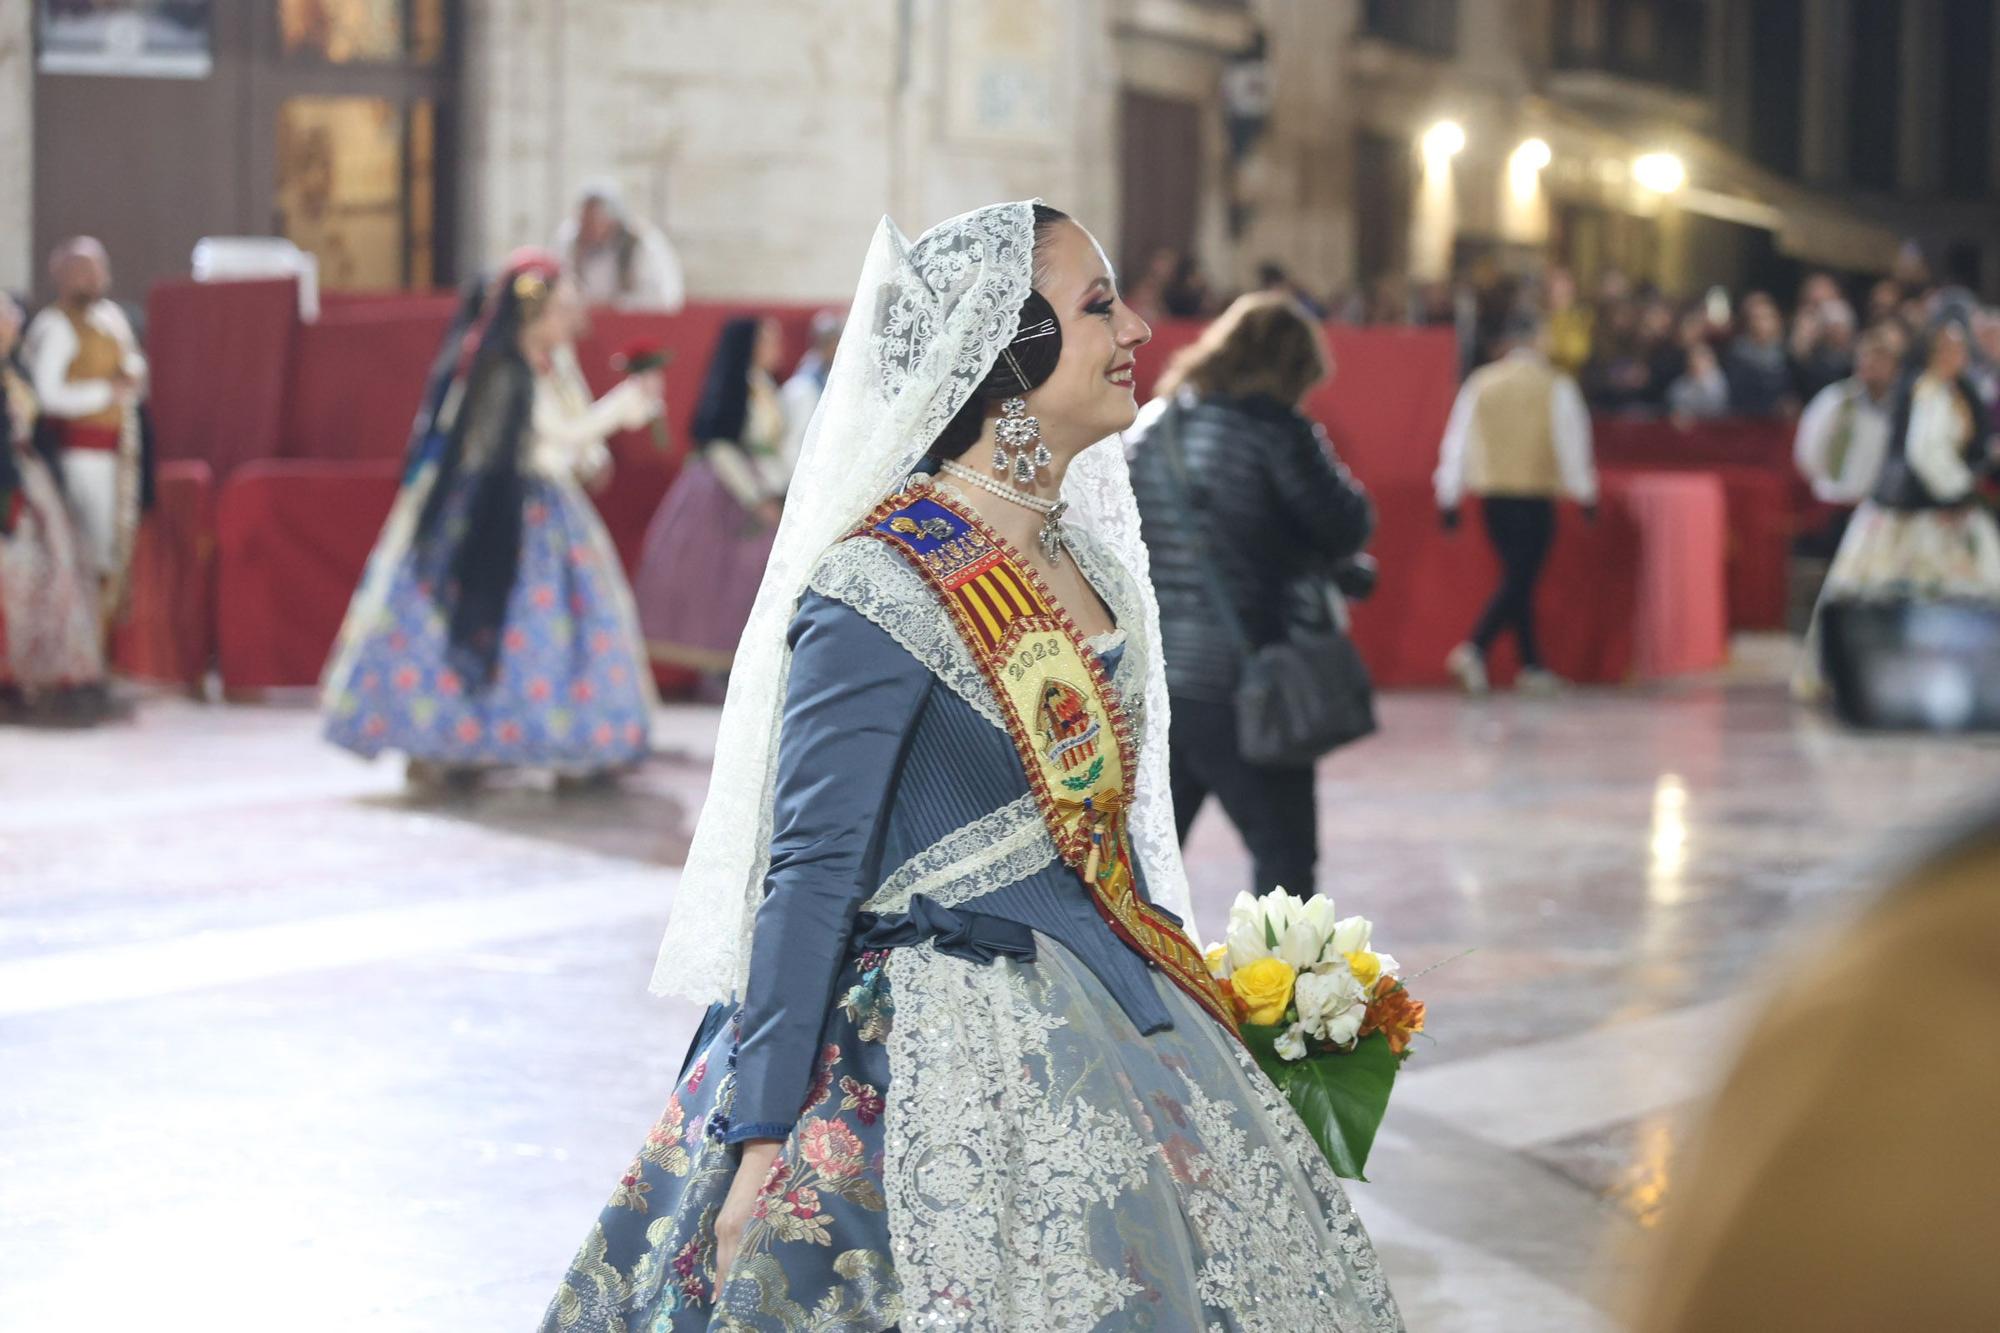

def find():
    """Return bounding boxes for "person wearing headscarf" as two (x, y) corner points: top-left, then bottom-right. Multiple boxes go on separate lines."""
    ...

(0, 290), (103, 714)
(631, 315), (790, 674)
(1796, 315), (2000, 700)
(20, 237), (148, 630)
(541, 202), (1402, 1332)
(320, 250), (665, 787)
(552, 179), (687, 313)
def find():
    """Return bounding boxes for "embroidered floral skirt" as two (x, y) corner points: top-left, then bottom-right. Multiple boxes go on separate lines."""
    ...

(322, 476), (653, 770)
(543, 935), (1403, 1333)
(0, 450), (103, 691)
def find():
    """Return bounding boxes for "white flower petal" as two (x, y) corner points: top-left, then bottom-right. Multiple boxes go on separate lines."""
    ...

(1225, 919), (1271, 971)
(1273, 1023), (1308, 1062)
(1276, 920), (1322, 971)
(1330, 914), (1373, 958)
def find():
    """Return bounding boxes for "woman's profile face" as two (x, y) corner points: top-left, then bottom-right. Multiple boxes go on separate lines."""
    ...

(1931, 325), (1969, 380)
(1023, 220), (1152, 451)
(753, 319), (785, 376)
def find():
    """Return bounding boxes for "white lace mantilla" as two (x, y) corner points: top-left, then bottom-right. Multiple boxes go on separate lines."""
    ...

(862, 794), (1056, 915)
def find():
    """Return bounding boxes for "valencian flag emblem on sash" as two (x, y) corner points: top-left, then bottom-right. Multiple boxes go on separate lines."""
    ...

(859, 478), (1240, 1036)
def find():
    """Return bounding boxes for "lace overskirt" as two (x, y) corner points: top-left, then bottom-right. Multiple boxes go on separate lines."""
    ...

(544, 937), (1403, 1333)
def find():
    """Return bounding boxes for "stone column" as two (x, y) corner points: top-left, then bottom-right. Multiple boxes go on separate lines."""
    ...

(1800, 0), (1852, 186)
(0, 0), (32, 292)
(1242, 0), (1360, 294)
(1896, 0), (1943, 196)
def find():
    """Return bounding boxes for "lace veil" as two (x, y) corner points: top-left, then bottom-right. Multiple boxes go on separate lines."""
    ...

(649, 200), (1196, 1004)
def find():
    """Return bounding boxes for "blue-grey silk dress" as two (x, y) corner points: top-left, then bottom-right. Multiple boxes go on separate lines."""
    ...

(543, 522), (1402, 1333)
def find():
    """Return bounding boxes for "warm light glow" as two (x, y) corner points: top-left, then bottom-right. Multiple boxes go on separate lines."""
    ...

(1633, 151), (1687, 193)
(1512, 137), (1552, 173)
(1421, 120), (1467, 166)
(1647, 773), (1689, 905)
(1507, 138), (1552, 214)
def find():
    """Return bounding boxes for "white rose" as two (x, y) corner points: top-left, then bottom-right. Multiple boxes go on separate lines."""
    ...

(1329, 914), (1373, 959)
(1273, 1023), (1309, 1062)
(1225, 917), (1271, 972)
(1293, 964), (1368, 1044)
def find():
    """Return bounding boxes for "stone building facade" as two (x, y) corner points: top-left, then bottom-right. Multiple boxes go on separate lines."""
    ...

(7, 1), (1998, 304)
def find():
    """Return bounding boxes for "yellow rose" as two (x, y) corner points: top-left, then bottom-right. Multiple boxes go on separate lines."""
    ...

(1230, 956), (1297, 1027)
(1203, 943), (1229, 978)
(1345, 950), (1383, 991)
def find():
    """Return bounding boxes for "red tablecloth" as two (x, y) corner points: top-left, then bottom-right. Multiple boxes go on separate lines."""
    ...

(145, 279), (298, 474)
(1348, 470), (1726, 686)
(111, 460), (215, 689)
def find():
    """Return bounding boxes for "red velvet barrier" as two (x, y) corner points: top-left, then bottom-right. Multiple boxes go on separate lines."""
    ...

(145, 279), (298, 474)
(111, 460), (216, 689)
(212, 458), (702, 694)
(213, 459), (1723, 691)
(1133, 324), (1461, 492)
(215, 459), (400, 693)
(1591, 417), (1812, 631)
(1348, 469), (1726, 687)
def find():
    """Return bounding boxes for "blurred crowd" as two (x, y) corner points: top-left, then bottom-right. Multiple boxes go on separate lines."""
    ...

(1128, 242), (2000, 424)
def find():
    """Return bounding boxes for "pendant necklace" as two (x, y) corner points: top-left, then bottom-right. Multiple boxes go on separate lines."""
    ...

(939, 460), (1068, 566)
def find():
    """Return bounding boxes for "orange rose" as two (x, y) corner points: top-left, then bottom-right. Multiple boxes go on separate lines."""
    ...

(1359, 976), (1426, 1056)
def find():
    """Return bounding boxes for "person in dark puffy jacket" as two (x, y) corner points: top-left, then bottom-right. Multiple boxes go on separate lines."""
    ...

(1127, 293), (1374, 897)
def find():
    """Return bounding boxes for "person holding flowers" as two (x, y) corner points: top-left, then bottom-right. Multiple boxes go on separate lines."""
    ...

(542, 202), (1402, 1332)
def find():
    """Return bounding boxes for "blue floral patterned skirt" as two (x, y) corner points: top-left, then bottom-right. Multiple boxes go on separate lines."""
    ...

(323, 476), (653, 771)
(542, 935), (1403, 1333)
(545, 950), (900, 1332)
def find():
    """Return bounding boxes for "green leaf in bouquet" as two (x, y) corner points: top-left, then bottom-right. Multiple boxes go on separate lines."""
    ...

(1239, 1027), (1400, 1181)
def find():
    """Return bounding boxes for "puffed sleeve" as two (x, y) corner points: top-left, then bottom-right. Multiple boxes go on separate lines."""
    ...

(723, 588), (931, 1141)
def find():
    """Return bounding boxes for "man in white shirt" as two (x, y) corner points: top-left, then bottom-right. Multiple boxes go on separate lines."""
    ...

(1434, 318), (1598, 694)
(552, 180), (687, 313)
(1794, 321), (1904, 509)
(21, 237), (148, 622)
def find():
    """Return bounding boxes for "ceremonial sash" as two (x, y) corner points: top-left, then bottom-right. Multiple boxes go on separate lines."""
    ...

(859, 480), (1239, 1036)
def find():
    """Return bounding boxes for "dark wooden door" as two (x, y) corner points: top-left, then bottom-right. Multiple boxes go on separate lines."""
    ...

(1118, 89), (1203, 279)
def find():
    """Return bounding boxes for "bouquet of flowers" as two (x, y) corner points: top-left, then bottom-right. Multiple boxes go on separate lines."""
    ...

(1204, 888), (1426, 1180)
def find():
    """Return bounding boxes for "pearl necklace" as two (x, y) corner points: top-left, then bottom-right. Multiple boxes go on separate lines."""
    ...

(939, 460), (1069, 565)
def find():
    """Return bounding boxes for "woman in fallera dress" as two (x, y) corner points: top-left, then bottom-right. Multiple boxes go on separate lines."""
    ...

(635, 315), (792, 674)
(321, 250), (664, 786)
(542, 202), (1401, 1332)
(0, 291), (103, 713)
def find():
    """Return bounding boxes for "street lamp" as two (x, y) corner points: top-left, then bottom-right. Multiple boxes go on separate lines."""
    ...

(1633, 151), (1687, 193)
(1421, 120), (1466, 168)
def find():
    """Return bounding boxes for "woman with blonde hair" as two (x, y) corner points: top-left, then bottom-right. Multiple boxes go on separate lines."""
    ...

(1126, 292), (1375, 898)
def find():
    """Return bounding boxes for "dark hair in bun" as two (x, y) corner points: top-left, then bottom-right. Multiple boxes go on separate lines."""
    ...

(927, 204), (1071, 462)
